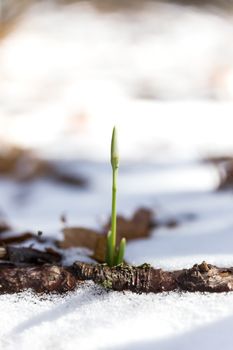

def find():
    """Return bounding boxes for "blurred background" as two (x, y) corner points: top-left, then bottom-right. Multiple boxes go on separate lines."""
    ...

(1, 0), (233, 240)
(1, 0), (233, 158)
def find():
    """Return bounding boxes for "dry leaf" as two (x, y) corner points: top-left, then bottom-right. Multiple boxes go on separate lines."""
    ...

(0, 146), (87, 187)
(59, 227), (100, 250)
(4, 246), (61, 264)
(104, 208), (154, 241)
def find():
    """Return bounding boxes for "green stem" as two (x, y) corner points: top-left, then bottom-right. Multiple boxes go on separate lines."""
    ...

(106, 230), (111, 265)
(110, 167), (118, 266)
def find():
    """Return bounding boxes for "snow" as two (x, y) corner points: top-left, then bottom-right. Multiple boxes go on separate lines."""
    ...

(1, 285), (233, 350)
(0, 159), (232, 350)
(1, 1), (233, 349)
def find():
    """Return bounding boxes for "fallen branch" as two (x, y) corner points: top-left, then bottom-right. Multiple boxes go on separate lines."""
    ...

(0, 265), (77, 294)
(0, 261), (233, 294)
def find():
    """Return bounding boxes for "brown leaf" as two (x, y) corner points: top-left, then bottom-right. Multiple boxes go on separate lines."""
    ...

(217, 161), (233, 190)
(2, 246), (62, 265)
(92, 235), (107, 263)
(204, 156), (233, 164)
(58, 226), (106, 263)
(58, 227), (100, 250)
(93, 208), (154, 263)
(0, 146), (87, 187)
(51, 171), (87, 187)
(104, 208), (154, 241)
(0, 232), (37, 245)
(203, 156), (233, 190)
(0, 221), (11, 233)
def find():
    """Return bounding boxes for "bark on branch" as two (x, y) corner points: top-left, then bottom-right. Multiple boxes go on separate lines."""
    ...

(0, 261), (233, 294)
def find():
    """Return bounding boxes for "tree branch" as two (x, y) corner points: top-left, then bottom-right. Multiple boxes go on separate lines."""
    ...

(0, 261), (233, 294)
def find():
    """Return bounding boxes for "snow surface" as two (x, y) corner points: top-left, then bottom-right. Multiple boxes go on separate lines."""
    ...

(2, 285), (233, 350)
(0, 158), (232, 350)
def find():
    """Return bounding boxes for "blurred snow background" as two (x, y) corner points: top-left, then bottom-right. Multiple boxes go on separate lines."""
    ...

(1, 0), (233, 159)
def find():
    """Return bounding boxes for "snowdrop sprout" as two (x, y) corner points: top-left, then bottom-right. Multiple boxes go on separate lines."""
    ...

(106, 127), (126, 266)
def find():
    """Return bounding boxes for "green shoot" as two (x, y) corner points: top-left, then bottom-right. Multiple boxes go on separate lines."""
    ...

(114, 238), (126, 266)
(106, 127), (126, 267)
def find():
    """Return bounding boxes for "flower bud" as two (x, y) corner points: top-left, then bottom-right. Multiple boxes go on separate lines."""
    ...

(111, 126), (119, 169)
